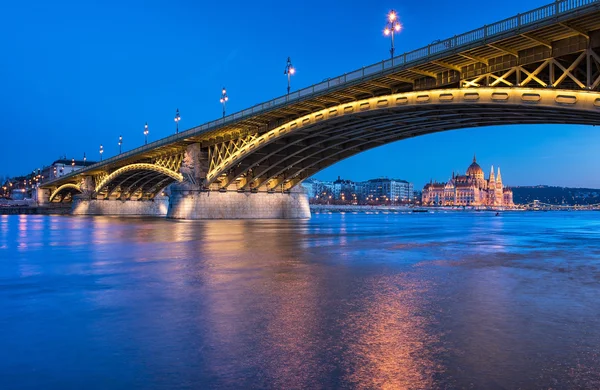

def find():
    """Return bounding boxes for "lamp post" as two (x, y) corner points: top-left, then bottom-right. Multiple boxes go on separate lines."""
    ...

(83, 152), (87, 166)
(220, 88), (228, 118)
(144, 122), (149, 145)
(384, 10), (402, 59)
(99, 144), (104, 161)
(284, 57), (295, 94)
(174, 108), (181, 134)
(118, 135), (123, 154)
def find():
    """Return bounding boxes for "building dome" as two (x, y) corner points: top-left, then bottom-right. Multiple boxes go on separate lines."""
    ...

(466, 154), (484, 179)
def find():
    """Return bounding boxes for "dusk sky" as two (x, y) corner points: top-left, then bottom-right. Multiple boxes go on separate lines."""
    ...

(1, 0), (599, 189)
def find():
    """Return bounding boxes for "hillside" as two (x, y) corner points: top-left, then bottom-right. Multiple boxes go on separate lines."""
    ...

(511, 186), (600, 206)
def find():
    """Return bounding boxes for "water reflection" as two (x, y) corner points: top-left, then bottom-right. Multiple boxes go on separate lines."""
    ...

(1, 213), (600, 389)
(341, 275), (445, 389)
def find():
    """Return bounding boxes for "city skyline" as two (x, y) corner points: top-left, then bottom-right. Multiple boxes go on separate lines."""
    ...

(2, 0), (600, 188)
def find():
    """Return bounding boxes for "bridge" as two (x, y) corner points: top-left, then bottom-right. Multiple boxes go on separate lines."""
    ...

(40, 0), (600, 219)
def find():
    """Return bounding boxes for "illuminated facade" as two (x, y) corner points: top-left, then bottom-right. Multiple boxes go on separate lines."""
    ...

(422, 156), (514, 207)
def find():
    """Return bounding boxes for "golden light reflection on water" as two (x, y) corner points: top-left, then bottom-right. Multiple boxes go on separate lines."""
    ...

(189, 220), (329, 388)
(341, 276), (445, 390)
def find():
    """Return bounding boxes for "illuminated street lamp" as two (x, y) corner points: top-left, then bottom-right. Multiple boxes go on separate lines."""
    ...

(83, 152), (87, 166)
(174, 108), (181, 134)
(383, 10), (402, 59)
(144, 122), (149, 145)
(99, 144), (104, 161)
(72, 158), (75, 167)
(284, 57), (295, 94)
(220, 88), (228, 118)
(118, 135), (123, 154)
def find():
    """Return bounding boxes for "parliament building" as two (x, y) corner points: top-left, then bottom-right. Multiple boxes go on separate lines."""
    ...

(422, 156), (514, 207)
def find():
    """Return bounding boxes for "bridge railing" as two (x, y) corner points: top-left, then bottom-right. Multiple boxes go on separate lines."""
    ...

(46, 0), (599, 184)
(176, 0), (597, 140)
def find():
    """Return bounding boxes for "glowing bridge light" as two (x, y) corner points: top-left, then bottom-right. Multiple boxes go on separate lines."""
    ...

(384, 9), (402, 59)
(174, 108), (181, 134)
(284, 57), (295, 95)
(220, 87), (229, 118)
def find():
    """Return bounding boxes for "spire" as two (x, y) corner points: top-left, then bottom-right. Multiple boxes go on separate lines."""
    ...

(473, 153), (477, 163)
(489, 165), (495, 182)
(497, 167), (502, 183)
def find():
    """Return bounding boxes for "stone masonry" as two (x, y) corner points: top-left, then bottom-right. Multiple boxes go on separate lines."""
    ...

(167, 190), (311, 220)
(72, 196), (169, 216)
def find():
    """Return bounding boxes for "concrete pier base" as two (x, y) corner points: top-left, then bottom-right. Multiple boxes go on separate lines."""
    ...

(167, 190), (311, 220)
(72, 196), (169, 216)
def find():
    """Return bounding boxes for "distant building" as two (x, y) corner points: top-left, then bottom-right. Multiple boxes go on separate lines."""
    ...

(333, 177), (355, 202)
(3, 176), (31, 200)
(422, 155), (514, 207)
(302, 179), (334, 201)
(360, 178), (414, 203)
(303, 176), (415, 204)
(40, 158), (96, 182)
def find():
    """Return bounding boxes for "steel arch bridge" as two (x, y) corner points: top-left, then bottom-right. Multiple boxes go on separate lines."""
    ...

(41, 0), (600, 203)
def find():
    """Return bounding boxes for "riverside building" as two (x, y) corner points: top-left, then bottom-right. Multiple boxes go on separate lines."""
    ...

(422, 155), (514, 207)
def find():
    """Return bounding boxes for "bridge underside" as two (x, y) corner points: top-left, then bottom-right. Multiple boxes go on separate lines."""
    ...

(49, 184), (82, 203)
(95, 169), (179, 200)
(207, 88), (600, 192)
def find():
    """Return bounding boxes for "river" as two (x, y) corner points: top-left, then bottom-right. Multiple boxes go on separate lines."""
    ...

(1, 212), (599, 389)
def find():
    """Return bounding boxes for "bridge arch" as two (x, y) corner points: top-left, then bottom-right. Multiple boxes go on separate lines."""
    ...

(205, 87), (600, 191)
(49, 183), (82, 202)
(95, 163), (184, 199)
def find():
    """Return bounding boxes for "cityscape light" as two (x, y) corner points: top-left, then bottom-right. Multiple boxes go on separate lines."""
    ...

(220, 88), (228, 118)
(119, 135), (123, 154)
(174, 108), (181, 133)
(284, 57), (295, 95)
(384, 10), (402, 59)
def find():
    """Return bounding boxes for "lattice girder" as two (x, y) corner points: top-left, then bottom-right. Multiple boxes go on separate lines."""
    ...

(49, 183), (82, 202)
(462, 49), (600, 90)
(95, 163), (184, 194)
(154, 153), (184, 172)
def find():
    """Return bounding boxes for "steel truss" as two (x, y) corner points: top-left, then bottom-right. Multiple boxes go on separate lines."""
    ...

(94, 163), (184, 200)
(202, 87), (600, 192)
(462, 49), (600, 90)
(207, 134), (258, 184)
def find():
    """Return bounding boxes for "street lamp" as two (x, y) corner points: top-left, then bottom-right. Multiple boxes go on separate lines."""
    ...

(99, 144), (104, 161)
(119, 135), (123, 154)
(284, 57), (295, 94)
(174, 108), (181, 134)
(72, 158), (75, 167)
(144, 122), (149, 145)
(384, 10), (402, 59)
(220, 88), (228, 118)
(83, 152), (87, 166)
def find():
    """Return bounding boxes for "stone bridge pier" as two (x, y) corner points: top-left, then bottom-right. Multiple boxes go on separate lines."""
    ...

(167, 144), (311, 219)
(167, 188), (310, 220)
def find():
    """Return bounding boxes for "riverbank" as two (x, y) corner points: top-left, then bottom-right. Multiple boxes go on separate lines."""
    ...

(309, 204), (527, 213)
(311, 204), (414, 213)
(0, 205), (71, 215)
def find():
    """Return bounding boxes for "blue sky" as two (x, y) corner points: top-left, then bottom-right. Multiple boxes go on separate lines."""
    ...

(1, 0), (599, 188)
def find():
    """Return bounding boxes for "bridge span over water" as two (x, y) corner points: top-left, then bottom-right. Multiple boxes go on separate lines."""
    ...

(41, 0), (600, 219)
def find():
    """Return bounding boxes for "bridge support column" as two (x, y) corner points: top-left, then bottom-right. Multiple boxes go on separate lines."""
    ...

(167, 188), (310, 220)
(34, 188), (50, 206)
(71, 196), (170, 216)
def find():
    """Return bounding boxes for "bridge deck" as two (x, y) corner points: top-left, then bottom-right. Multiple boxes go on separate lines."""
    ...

(43, 0), (600, 188)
